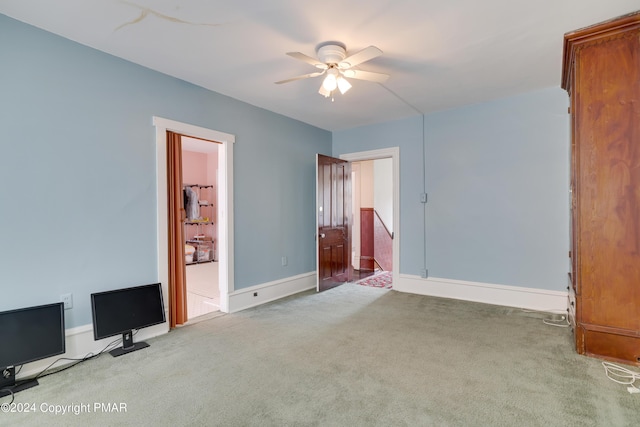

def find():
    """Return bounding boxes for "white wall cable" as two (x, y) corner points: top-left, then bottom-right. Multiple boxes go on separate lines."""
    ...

(542, 317), (569, 328)
(602, 361), (640, 394)
(377, 83), (428, 275)
(520, 308), (569, 328)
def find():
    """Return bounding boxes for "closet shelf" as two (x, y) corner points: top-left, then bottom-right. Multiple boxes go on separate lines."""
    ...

(184, 182), (215, 263)
(184, 184), (213, 189)
(186, 238), (212, 244)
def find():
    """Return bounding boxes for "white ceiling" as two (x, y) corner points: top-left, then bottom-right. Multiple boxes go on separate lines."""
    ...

(2, 1), (638, 131)
(182, 136), (218, 153)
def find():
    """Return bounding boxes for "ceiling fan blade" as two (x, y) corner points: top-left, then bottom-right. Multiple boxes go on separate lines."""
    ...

(343, 69), (389, 83)
(286, 52), (328, 69)
(338, 46), (383, 69)
(275, 71), (325, 85)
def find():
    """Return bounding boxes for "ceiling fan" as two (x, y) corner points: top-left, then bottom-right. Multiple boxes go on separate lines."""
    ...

(275, 42), (389, 99)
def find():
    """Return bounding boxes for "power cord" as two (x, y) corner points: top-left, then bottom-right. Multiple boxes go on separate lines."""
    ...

(521, 308), (570, 328)
(602, 361), (640, 394)
(0, 333), (129, 402)
(0, 387), (14, 404)
(542, 316), (570, 328)
(1, 364), (26, 403)
(33, 335), (123, 380)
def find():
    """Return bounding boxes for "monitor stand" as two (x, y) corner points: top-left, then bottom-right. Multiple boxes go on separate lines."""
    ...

(0, 367), (39, 398)
(109, 331), (149, 357)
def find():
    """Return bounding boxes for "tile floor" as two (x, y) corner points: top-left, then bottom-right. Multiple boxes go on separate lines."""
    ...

(186, 261), (220, 319)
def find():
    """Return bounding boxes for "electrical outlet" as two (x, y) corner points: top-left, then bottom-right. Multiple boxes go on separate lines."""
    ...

(420, 269), (429, 279)
(61, 293), (73, 310)
(281, 256), (288, 266)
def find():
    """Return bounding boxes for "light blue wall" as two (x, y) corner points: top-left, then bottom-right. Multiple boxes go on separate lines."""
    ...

(0, 15), (331, 328)
(334, 87), (570, 291)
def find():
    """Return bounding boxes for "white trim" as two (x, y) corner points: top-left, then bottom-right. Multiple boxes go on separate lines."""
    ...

(155, 124), (170, 314)
(394, 274), (568, 312)
(153, 116), (235, 313)
(351, 163), (361, 270)
(16, 321), (169, 380)
(340, 147), (400, 288)
(152, 117), (236, 145)
(315, 154), (320, 291)
(228, 272), (316, 313)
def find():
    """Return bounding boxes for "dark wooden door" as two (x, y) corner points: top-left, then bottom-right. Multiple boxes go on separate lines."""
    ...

(317, 154), (352, 291)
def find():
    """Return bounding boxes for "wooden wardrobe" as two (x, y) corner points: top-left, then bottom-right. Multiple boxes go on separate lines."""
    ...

(561, 12), (640, 366)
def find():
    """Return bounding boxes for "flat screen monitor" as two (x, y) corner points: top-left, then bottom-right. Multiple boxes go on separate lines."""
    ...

(91, 283), (165, 357)
(0, 302), (65, 398)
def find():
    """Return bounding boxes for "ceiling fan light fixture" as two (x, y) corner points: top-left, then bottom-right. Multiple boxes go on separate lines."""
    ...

(337, 76), (352, 94)
(318, 84), (331, 98)
(280, 43), (386, 100)
(322, 70), (338, 91)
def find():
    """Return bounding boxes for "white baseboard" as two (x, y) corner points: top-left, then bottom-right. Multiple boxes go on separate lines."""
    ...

(15, 320), (169, 381)
(395, 274), (568, 313)
(228, 272), (316, 313)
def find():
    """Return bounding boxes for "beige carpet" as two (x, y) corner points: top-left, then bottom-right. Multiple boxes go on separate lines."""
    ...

(3, 284), (639, 426)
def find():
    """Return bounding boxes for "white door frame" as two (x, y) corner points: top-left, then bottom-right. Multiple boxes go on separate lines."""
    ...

(351, 162), (361, 270)
(340, 147), (400, 284)
(154, 116), (235, 313)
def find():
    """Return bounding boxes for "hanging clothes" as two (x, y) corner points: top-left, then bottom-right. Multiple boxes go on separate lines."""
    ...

(184, 186), (199, 220)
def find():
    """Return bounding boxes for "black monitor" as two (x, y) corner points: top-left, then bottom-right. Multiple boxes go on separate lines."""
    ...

(0, 302), (65, 398)
(91, 283), (166, 357)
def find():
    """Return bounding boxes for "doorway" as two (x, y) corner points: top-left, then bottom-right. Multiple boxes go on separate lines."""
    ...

(154, 117), (235, 327)
(340, 148), (399, 288)
(182, 137), (220, 319)
(351, 158), (394, 283)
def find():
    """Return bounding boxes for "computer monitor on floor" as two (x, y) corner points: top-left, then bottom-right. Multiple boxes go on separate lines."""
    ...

(0, 302), (66, 398)
(90, 283), (166, 357)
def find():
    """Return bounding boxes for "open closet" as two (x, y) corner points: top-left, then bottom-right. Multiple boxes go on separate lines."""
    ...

(182, 137), (220, 319)
(184, 183), (215, 264)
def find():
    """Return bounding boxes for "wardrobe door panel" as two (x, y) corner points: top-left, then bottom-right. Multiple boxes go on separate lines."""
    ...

(563, 12), (640, 365)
